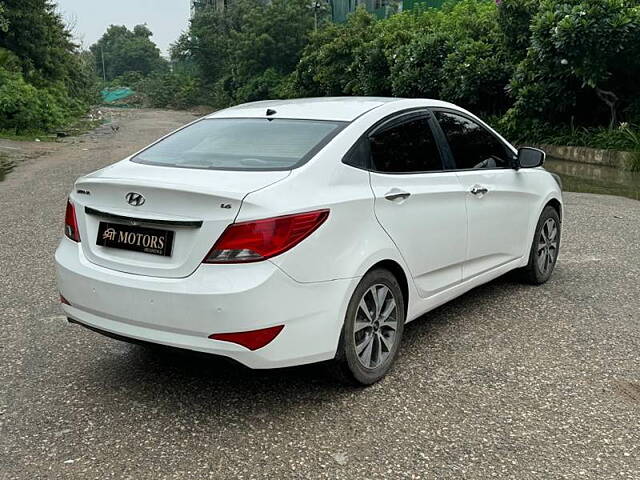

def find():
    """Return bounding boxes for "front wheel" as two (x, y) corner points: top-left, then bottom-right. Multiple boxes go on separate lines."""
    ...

(330, 269), (405, 385)
(520, 206), (561, 285)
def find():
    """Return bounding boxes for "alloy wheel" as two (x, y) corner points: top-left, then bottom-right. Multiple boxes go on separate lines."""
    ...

(537, 218), (558, 275)
(353, 284), (398, 370)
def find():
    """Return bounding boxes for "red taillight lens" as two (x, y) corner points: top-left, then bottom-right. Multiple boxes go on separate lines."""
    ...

(203, 209), (329, 264)
(209, 325), (284, 351)
(64, 200), (80, 242)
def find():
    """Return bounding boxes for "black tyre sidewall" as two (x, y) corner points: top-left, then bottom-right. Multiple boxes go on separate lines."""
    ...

(526, 206), (561, 284)
(337, 269), (405, 385)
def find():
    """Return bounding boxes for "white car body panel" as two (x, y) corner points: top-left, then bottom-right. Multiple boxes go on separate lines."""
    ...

(370, 170), (467, 298)
(56, 237), (355, 368)
(55, 97), (562, 369)
(74, 164), (290, 278)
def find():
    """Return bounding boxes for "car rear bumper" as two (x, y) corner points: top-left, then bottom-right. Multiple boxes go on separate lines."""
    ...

(55, 238), (356, 369)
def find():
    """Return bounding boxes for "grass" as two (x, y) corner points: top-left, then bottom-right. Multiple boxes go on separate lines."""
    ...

(0, 130), (56, 142)
(0, 109), (105, 142)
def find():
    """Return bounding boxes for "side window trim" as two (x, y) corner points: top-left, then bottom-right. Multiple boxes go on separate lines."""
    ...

(429, 107), (517, 172)
(425, 109), (456, 171)
(342, 108), (453, 175)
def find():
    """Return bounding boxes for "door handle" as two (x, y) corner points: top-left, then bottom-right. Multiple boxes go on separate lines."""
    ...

(385, 191), (411, 202)
(470, 185), (489, 196)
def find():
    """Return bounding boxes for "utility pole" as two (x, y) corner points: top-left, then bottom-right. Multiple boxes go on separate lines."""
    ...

(313, 1), (321, 31)
(101, 46), (107, 83)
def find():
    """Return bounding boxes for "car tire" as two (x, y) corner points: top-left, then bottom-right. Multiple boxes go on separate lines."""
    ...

(520, 206), (561, 285)
(330, 268), (405, 385)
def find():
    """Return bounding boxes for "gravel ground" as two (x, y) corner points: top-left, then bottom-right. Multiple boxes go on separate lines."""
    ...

(1, 109), (639, 479)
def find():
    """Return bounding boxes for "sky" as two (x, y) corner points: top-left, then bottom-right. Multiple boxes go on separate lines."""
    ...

(55, 0), (191, 56)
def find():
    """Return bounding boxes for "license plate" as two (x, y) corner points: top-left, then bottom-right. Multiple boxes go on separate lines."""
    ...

(96, 222), (174, 257)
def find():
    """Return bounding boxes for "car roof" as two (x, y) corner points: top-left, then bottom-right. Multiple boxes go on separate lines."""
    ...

(206, 97), (460, 122)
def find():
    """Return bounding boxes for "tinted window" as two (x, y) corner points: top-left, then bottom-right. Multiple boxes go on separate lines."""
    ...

(435, 112), (513, 170)
(132, 118), (345, 171)
(369, 116), (443, 173)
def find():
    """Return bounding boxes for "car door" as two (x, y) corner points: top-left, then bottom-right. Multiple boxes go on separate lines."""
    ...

(365, 111), (467, 298)
(432, 109), (536, 280)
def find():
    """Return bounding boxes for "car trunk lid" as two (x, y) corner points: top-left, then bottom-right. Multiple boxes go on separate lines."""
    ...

(72, 161), (289, 278)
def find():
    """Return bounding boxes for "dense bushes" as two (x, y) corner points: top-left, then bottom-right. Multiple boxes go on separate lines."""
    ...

(505, 0), (640, 130)
(168, 0), (640, 147)
(0, 67), (86, 132)
(176, 0), (316, 105)
(137, 73), (204, 109)
(4, 0), (635, 142)
(0, 1), (98, 134)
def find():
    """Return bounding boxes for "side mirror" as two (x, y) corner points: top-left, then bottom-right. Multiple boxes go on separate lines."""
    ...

(516, 147), (546, 169)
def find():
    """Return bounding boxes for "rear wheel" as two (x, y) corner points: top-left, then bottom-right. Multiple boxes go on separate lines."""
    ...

(520, 206), (561, 285)
(330, 269), (405, 385)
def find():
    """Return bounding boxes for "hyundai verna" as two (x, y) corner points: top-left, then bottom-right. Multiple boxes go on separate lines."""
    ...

(56, 97), (562, 385)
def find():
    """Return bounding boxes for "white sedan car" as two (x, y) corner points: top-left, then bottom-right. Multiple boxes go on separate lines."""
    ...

(56, 97), (562, 384)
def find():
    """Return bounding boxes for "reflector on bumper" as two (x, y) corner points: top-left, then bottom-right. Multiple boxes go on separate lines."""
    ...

(209, 325), (284, 351)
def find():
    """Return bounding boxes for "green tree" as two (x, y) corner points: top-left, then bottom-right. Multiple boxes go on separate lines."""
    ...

(496, 0), (539, 61)
(292, 0), (512, 114)
(0, 0), (98, 133)
(178, 0), (318, 105)
(90, 24), (167, 81)
(390, 31), (454, 98)
(0, 0), (77, 85)
(0, 2), (8, 32)
(353, 9), (431, 96)
(291, 7), (377, 97)
(508, 0), (640, 127)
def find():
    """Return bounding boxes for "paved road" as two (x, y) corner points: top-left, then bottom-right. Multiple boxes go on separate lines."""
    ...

(1, 109), (639, 479)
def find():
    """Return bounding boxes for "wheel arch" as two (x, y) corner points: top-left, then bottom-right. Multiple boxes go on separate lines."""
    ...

(544, 197), (563, 223)
(364, 259), (410, 314)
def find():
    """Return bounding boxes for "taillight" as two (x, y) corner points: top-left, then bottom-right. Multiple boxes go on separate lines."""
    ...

(209, 325), (284, 351)
(64, 199), (81, 242)
(203, 209), (329, 263)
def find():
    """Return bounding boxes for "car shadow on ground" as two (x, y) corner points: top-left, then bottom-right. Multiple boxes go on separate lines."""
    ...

(81, 271), (533, 417)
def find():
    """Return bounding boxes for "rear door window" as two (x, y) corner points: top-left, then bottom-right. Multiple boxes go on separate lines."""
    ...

(132, 118), (346, 171)
(369, 116), (444, 173)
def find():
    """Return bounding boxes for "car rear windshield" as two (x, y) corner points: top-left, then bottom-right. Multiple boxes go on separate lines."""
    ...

(131, 118), (346, 171)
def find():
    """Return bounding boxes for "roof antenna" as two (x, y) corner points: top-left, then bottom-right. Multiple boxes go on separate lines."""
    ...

(266, 108), (277, 116)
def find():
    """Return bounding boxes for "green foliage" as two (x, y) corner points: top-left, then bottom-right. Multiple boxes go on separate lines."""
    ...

(291, 0), (511, 113)
(172, 0), (640, 152)
(90, 24), (168, 81)
(0, 2), (7, 32)
(109, 71), (146, 89)
(291, 7), (377, 96)
(352, 9), (430, 96)
(390, 31), (453, 98)
(0, 68), (84, 133)
(137, 72), (205, 110)
(440, 40), (511, 114)
(177, 0), (318, 106)
(507, 0), (640, 128)
(0, 1), (99, 134)
(496, 0), (539, 60)
(0, 46), (20, 71)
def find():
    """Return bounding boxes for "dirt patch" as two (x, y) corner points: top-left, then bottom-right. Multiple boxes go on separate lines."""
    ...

(612, 380), (640, 405)
(0, 108), (196, 184)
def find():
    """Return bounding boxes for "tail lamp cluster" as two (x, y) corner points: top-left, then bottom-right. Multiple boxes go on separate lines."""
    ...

(62, 202), (328, 351)
(203, 209), (329, 264)
(65, 200), (81, 242)
(204, 210), (328, 349)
